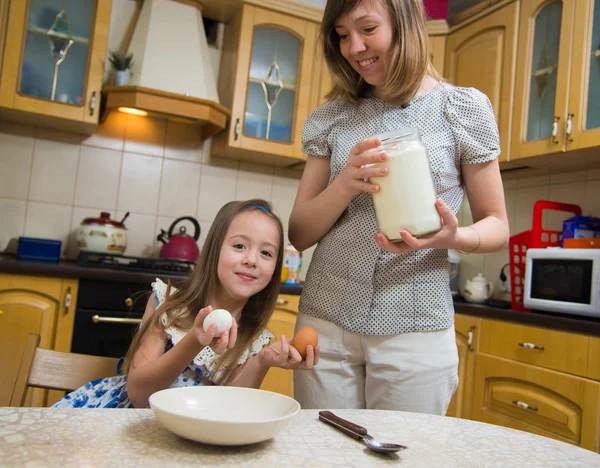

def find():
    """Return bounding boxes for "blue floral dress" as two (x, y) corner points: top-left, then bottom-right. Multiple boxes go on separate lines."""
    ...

(52, 279), (274, 408)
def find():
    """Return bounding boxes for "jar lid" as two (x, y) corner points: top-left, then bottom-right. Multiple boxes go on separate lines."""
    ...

(81, 212), (126, 229)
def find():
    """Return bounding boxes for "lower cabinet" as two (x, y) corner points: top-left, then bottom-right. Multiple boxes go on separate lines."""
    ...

(471, 354), (600, 452)
(259, 294), (300, 398)
(0, 273), (78, 407)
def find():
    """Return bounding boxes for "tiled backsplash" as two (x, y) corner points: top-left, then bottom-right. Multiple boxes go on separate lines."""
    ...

(1, 113), (599, 286)
(0, 116), (314, 278)
(457, 169), (600, 297)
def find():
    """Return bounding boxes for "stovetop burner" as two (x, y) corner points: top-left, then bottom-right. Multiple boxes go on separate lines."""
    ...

(77, 252), (194, 275)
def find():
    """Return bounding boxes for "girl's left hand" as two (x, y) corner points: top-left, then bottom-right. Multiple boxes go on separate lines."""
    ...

(258, 335), (320, 370)
(375, 198), (459, 254)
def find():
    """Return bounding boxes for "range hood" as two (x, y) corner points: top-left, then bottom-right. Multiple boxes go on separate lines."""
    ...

(101, 0), (230, 140)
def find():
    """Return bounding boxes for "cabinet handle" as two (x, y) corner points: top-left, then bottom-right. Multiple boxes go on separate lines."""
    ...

(234, 118), (241, 140)
(512, 400), (538, 412)
(124, 297), (133, 308)
(89, 91), (97, 116)
(0, 309), (3, 316)
(467, 325), (476, 351)
(519, 342), (544, 351)
(276, 298), (288, 306)
(551, 116), (560, 144)
(92, 315), (142, 325)
(566, 113), (574, 143)
(64, 286), (72, 315)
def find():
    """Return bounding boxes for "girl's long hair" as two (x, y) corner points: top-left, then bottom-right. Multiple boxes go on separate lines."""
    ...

(322, 0), (441, 105)
(123, 199), (284, 384)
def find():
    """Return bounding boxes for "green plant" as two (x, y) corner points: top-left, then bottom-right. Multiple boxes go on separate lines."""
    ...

(108, 50), (134, 71)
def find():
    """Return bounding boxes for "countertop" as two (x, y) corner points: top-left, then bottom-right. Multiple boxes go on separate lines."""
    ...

(0, 255), (304, 294)
(1, 407), (599, 467)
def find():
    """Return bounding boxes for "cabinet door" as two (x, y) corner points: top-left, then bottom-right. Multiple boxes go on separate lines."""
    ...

(446, 314), (480, 419)
(0, 0), (111, 127)
(472, 354), (600, 451)
(567, 0), (600, 150)
(444, 2), (519, 163)
(429, 35), (446, 76)
(259, 294), (299, 397)
(510, 0), (576, 160)
(589, 337), (600, 381)
(225, 5), (317, 164)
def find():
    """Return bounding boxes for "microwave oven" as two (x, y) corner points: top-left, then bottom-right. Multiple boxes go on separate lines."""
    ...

(523, 248), (600, 318)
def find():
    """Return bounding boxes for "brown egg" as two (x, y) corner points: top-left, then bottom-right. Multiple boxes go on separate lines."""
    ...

(291, 326), (319, 360)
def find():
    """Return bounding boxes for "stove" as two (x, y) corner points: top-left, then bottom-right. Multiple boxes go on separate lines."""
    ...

(77, 252), (194, 275)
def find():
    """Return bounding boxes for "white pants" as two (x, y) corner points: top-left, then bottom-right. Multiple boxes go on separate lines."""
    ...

(293, 313), (459, 414)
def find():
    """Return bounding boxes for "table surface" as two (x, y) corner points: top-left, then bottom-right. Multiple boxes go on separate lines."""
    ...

(1, 408), (599, 467)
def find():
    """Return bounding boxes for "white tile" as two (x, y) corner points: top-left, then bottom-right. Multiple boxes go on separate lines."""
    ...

(584, 180), (600, 217)
(549, 171), (586, 184)
(24, 202), (73, 255)
(74, 147), (122, 209)
(482, 249), (510, 297)
(0, 198), (26, 252)
(298, 243), (315, 281)
(155, 215), (203, 259)
(35, 127), (82, 145)
(236, 164), (273, 202)
(66, 206), (117, 260)
(0, 130), (34, 199)
(457, 253), (485, 295)
(81, 111), (127, 151)
(460, 197), (473, 226)
(158, 159), (202, 217)
(197, 164), (238, 222)
(117, 210), (158, 257)
(501, 178), (518, 189)
(271, 175), (299, 229)
(29, 139), (79, 204)
(548, 182), (587, 208)
(165, 120), (203, 162)
(0, 121), (34, 138)
(124, 115), (166, 157)
(198, 221), (212, 251)
(117, 153), (163, 214)
(586, 168), (600, 181)
(514, 185), (550, 234)
(517, 175), (550, 188)
(504, 188), (517, 236)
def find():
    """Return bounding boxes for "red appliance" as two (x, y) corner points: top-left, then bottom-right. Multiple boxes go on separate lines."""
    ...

(508, 200), (582, 311)
(157, 217), (201, 262)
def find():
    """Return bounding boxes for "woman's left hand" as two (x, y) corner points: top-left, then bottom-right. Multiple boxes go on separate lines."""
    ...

(258, 335), (320, 370)
(375, 198), (459, 254)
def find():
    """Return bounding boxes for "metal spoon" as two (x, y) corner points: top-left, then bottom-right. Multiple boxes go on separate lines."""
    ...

(318, 411), (407, 454)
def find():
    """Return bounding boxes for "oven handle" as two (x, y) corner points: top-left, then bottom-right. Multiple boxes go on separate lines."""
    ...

(91, 315), (142, 325)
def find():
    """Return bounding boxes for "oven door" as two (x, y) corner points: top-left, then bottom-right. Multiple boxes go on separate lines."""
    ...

(71, 309), (142, 358)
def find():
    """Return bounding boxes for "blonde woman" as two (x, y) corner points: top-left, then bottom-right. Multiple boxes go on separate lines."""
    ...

(290, 0), (508, 414)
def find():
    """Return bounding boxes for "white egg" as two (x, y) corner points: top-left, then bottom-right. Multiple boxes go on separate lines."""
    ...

(202, 308), (233, 337)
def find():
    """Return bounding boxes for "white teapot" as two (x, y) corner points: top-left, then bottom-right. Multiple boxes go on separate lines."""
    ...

(463, 273), (494, 303)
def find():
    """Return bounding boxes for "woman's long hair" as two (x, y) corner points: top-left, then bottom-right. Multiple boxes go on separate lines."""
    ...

(123, 199), (284, 384)
(322, 0), (441, 105)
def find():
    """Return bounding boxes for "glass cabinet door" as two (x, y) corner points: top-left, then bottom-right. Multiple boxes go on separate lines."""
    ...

(585, 0), (600, 131)
(243, 27), (300, 144)
(526, 2), (562, 142)
(19, 0), (95, 105)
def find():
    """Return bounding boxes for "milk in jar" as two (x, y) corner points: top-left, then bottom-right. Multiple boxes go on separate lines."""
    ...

(369, 128), (441, 242)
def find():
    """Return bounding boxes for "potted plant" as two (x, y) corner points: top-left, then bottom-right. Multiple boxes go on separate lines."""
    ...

(108, 50), (134, 86)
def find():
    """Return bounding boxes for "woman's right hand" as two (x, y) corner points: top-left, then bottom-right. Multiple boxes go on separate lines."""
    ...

(192, 306), (238, 354)
(338, 137), (389, 197)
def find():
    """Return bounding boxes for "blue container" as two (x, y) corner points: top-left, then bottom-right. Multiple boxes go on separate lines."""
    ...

(562, 215), (600, 246)
(17, 237), (61, 263)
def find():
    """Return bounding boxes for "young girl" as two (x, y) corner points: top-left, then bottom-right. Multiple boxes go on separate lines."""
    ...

(53, 199), (319, 409)
(290, 0), (509, 414)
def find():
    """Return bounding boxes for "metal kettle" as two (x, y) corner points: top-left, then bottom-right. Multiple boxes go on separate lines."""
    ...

(157, 216), (201, 261)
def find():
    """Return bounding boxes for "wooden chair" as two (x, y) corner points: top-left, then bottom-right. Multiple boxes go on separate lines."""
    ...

(10, 334), (120, 407)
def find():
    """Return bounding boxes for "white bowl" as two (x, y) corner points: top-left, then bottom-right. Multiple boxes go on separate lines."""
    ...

(149, 386), (300, 445)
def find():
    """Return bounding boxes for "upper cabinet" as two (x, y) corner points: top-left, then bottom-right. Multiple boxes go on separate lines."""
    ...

(511, 0), (600, 160)
(211, 3), (318, 167)
(0, 0), (111, 134)
(444, 2), (519, 163)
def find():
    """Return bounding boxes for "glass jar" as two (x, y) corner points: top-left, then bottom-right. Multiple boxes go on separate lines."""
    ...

(369, 127), (441, 242)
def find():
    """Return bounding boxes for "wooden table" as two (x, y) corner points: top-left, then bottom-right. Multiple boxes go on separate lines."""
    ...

(1, 407), (599, 466)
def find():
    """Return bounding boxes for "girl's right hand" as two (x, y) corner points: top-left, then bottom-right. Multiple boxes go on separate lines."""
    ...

(192, 306), (238, 354)
(339, 137), (389, 197)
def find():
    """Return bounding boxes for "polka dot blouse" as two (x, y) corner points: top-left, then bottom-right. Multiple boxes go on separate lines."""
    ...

(299, 82), (500, 335)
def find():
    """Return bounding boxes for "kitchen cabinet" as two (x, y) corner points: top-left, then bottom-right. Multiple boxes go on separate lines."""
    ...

(428, 19), (449, 76)
(446, 314), (480, 419)
(511, 0), (600, 159)
(0, 0), (111, 134)
(444, 1), (519, 163)
(259, 294), (299, 397)
(211, 3), (318, 167)
(0, 273), (78, 407)
(589, 337), (600, 381)
(472, 354), (600, 452)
